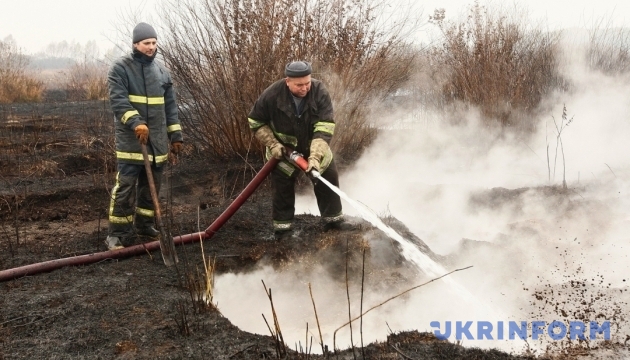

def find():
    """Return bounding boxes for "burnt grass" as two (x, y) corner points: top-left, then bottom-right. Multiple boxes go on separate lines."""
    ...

(0, 100), (605, 359)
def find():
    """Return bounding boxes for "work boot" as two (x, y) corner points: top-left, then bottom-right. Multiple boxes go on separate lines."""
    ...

(323, 220), (360, 232)
(105, 236), (124, 250)
(136, 226), (160, 238)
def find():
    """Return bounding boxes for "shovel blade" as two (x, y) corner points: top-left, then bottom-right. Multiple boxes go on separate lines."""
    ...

(158, 229), (179, 266)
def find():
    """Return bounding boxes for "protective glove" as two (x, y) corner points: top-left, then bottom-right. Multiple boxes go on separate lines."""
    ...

(306, 157), (320, 173)
(134, 124), (149, 145)
(254, 125), (285, 159)
(171, 141), (183, 155)
(269, 143), (285, 159)
(307, 138), (329, 173)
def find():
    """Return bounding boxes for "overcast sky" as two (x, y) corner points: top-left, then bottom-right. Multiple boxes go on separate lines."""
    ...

(1, 0), (629, 54)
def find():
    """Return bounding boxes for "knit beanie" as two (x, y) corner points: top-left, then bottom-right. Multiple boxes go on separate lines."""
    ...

(285, 61), (312, 77)
(132, 22), (158, 43)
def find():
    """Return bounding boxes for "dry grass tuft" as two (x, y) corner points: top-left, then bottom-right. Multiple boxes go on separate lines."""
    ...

(0, 38), (44, 103)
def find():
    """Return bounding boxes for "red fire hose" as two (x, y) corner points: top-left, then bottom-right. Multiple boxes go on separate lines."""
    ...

(0, 157), (280, 282)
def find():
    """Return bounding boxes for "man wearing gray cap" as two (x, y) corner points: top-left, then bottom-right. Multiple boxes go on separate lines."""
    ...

(104, 22), (183, 250)
(248, 61), (357, 240)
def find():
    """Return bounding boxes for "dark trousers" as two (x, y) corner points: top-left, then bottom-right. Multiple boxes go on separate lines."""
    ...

(108, 163), (163, 237)
(271, 159), (343, 231)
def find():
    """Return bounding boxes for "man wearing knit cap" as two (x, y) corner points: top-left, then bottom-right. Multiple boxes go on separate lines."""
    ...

(104, 22), (183, 250)
(248, 61), (358, 240)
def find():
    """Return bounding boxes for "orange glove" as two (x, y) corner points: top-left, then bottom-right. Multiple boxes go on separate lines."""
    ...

(171, 141), (183, 154)
(134, 124), (149, 144)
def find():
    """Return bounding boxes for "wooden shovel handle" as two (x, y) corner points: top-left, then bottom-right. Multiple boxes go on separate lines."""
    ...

(140, 143), (178, 266)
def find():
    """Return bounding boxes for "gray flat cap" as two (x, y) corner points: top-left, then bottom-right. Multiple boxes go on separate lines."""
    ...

(285, 61), (312, 77)
(133, 22), (158, 43)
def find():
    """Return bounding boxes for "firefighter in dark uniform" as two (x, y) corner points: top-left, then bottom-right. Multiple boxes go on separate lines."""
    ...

(105, 22), (183, 250)
(248, 61), (357, 239)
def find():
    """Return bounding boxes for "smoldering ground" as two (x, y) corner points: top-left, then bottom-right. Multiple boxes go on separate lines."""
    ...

(211, 31), (630, 356)
(349, 32), (630, 354)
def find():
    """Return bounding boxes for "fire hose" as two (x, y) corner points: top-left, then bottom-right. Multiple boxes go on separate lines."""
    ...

(0, 150), (317, 282)
(0, 156), (287, 282)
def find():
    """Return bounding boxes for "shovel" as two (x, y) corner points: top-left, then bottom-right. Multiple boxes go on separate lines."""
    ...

(140, 143), (179, 266)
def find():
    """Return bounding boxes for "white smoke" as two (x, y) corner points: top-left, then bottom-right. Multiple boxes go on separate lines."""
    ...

(215, 30), (630, 354)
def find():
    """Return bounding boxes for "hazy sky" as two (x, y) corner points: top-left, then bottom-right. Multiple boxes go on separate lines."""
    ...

(1, 0), (629, 54)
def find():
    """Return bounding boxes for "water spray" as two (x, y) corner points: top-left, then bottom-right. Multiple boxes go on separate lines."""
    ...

(285, 152), (512, 331)
(286, 151), (473, 298)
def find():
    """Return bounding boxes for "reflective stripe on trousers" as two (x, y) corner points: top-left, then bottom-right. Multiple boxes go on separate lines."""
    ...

(108, 163), (163, 237)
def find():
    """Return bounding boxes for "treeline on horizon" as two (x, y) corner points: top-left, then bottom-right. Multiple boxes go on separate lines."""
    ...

(1, 0), (629, 160)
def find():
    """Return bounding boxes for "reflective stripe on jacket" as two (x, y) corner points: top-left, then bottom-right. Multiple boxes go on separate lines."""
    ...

(248, 78), (335, 159)
(108, 52), (183, 166)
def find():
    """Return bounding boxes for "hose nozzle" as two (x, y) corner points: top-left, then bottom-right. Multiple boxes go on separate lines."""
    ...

(287, 150), (320, 178)
(288, 151), (308, 171)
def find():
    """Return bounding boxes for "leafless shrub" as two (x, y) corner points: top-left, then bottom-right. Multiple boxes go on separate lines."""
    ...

(65, 59), (109, 101)
(325, 45), (417, 159)
(429, 2), (560, 131)
(0, 38), (44, 104)
(158, 0), (418, 160)
(586, 18), (630, 74)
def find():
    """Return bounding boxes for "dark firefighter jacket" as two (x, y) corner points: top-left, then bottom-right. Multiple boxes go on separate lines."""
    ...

(248, 78), (335, 176)
(108, 51), (182, 166)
